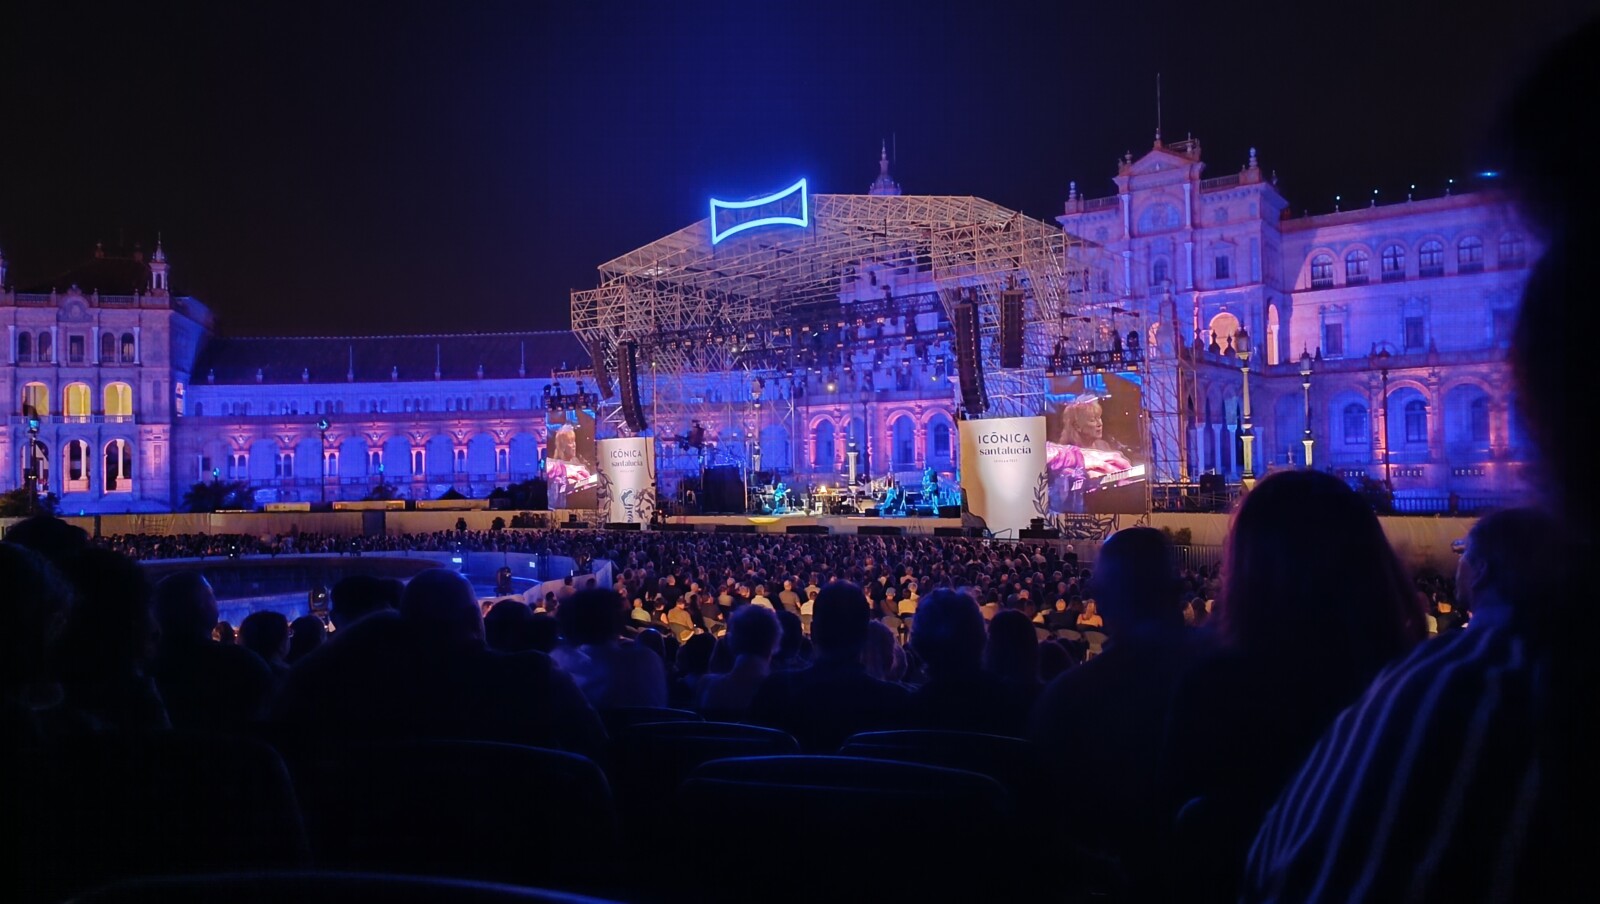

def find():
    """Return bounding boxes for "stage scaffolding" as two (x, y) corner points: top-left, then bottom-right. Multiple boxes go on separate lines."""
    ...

(569, 193), (1102, 484)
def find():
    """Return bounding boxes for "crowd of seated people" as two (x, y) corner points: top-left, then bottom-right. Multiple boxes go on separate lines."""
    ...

(4, 478), (1540, 902)
(4, 20), (1588, 899)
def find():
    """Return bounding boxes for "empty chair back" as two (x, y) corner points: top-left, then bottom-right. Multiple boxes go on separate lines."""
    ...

(838, 728), (1045, 836)
(610, 721), (799, 846)
(61, 870), (630, 904)
(598, 705), (702, 737)
(8, 729), (309, 904)
(677, 755), (1015, 903)
(285, 739), (617, 891)
(1082, 630), (1109, 659)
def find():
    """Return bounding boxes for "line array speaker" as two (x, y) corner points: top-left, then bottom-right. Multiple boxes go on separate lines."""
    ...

(953, 297), (987, 417)
(617, 340), (647, 433)
(590, 338), (612, 400)
(998, 284), (1025, 368)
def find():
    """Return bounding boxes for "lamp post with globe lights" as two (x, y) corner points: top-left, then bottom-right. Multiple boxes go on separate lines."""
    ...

(1299, 348), (1315, 468)
(1235, 327), (1255, 490)
(1370, 346), (1394, 493)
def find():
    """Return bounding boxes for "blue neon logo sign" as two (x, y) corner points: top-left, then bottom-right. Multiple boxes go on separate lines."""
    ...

(709, 177), (808, 245)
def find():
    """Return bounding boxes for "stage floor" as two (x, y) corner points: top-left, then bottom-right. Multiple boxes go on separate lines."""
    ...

(659, 512), (963, 535)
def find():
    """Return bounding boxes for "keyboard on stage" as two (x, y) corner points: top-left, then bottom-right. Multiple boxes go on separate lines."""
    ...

(1086, 463), (1146, 491)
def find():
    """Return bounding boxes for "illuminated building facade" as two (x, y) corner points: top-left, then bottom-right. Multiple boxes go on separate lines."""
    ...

(2, 141), (1531, 514)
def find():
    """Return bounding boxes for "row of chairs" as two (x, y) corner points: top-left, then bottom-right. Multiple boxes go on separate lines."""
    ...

(12, 711), (1068, 903)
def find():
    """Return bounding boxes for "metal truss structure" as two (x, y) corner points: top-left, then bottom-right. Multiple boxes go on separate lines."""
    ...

(570, 193), (1100, 479)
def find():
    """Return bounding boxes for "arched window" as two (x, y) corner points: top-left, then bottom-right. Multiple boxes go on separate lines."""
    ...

(276, 452), (295, 478)
(1457, 236), (1484, 272)
(1469, 397), (1490, 443)
(194, 401), (204, 416)
(37, 332), (53, 363)
(412, 450), (425, 475)
(813, 421), (836, 470)
(369, 450), (383, 473)
(120, 333), (136, 363)
(496, 448), (509, 472)
(1498, 233), (1525, 267)
(1404, 400), (1428, 443)
(325, 450), (339, 477)
(891, 417), (915, 469)
(63, 383), (92, 419)
(104, 439), (133, 492)
(101, 384), (134, 419)
(453, 448), (466, 472)
(1419, 240), (1444, 277)
(22, 437), (50, 487)
(1342, 403), (1368, 444)
(22, 382), (49, 418)
(101, 333), (116, 362)
(1310, 254), (1335, 289)
(932, 422), (952, 463)
(65, 439), (90, 489)
(1152, 258), (1169, 286)
(1381, 244), (1405, 280)
(1344, 249), (1369, 284)
(16, 332), (32, 363)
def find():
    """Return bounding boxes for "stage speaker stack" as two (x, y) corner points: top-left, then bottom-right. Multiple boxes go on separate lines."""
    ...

(701, 465), (745, 514)
(617, 340), (647, 432)
(590, 338), (612, 400)
(953, 296), (987, 417)
(998, 283), (1025, 368)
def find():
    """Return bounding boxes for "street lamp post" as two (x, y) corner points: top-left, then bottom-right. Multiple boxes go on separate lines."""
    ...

(1235, 327), (1255, 490)
(1299, 348), (1315, 468)
(317, 418), (330, 505)
(24, 416), (41, 515)
(1370, 347), (1394, 493)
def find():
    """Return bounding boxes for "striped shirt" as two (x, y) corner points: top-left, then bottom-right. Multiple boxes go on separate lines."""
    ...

(1242, 609), (1574, 902)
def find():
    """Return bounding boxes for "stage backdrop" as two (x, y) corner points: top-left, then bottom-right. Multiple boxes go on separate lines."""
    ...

(958, 416), (1049, 538)
(596, 437), (657, 525)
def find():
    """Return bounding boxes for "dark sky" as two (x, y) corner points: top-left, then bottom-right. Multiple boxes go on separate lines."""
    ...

(2, 0), (1592, 337)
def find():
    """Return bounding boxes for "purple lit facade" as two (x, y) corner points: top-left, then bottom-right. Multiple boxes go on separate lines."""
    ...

(2, 140), (1530, 513)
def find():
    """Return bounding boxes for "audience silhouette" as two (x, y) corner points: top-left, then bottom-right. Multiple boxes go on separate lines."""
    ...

(1030, 526), (1206, 897)
(151, 572), (275, 736)
(271, 568), (606, 759)
(1242, 20), (1596, 901)
(748, 580), (911, 752)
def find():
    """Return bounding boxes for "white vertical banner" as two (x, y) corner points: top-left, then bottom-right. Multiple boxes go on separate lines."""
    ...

(596, 437), (656, 525)
(958, 416), (1048, 538)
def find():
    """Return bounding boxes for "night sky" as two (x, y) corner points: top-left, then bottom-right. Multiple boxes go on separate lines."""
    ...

(2, 0), (1593, 338)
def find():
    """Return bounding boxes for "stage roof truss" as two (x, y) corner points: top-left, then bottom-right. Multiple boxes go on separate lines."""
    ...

(572, 192), (1096, 438)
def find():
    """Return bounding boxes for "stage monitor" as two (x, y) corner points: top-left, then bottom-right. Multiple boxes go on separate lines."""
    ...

(1043, 372), (1149, 515)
